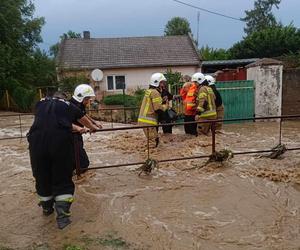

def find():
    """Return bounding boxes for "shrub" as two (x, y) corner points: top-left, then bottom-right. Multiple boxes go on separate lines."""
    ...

(0, 78), (36, 111)
(103, 94), (137, 107)
(12, 86), (36, 111)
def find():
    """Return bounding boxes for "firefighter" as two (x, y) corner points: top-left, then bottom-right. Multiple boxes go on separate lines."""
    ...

(205, 75), (224, 131)
(179, 75), (192, 102)
(70, 84), (102, 174)
(195, 74), (217, 135)
(27, 92), (99, 229)
(179, 75), (192, 120)
(138, 73), (167, 147)
(182, 73), (206, 135)
(160, 81), (174, 134)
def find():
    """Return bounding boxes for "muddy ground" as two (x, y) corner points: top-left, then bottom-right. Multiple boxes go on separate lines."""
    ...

(0, 112), (300, 250)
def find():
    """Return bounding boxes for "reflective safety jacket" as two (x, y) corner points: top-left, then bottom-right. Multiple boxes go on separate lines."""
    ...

(138, 88), (166, 125)
(184, 83), (199, 116)
(179, 82), (192, 101)
(196, 86), (217, 118)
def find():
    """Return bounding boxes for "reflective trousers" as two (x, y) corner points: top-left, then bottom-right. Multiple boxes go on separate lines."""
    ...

(142, 127), (158, 147)
(196, 115), (217, 135)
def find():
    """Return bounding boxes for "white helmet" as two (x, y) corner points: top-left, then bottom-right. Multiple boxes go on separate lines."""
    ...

(150, 73), (167, 87)
(73, 84), (95, 103)
(191, 72), (206, 84)
(205, 75), (216, 86)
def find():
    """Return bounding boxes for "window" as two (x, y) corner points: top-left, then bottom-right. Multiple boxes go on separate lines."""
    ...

(106, 75), (126, 90)
(107, 76), (114, 90)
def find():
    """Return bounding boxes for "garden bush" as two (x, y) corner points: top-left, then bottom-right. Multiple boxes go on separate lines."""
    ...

(103, 94), (138, 107)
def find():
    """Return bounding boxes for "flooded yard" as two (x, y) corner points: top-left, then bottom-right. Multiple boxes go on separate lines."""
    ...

(0, 112), (300, 250)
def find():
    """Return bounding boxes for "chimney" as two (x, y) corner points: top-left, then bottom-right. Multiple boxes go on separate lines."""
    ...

(83, 31), (90, 39)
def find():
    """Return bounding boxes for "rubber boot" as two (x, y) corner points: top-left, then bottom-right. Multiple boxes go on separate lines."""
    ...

(38, 199), (54, 216)
(55, 201), (72, 229)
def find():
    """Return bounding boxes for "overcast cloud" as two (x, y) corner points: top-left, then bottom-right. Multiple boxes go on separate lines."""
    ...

(34, 0), (300, 51)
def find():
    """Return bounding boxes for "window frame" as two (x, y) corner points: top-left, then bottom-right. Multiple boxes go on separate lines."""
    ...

(106, 75), (126, 91)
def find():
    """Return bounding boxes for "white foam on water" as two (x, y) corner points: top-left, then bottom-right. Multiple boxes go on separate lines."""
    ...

(148, 215), (181, 240)
(120, 205), (136, 223)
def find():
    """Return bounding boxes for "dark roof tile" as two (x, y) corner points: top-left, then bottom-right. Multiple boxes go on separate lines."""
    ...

(57, 36), (201, 70)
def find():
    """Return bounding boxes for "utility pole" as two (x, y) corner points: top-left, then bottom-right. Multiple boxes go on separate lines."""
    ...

(197, 11), (200, 46)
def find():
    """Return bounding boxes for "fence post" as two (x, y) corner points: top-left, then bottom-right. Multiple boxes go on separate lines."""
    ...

(147, 127), (150, 160)
(123, 107), (126, 123)
(211, 121), (216, 154)
(279, 117), (282, 145)
(5, 90), (10, 109)
(18, 114), (23, 138)
(111, 109), (113, 128)
(38, 88), (42, 100)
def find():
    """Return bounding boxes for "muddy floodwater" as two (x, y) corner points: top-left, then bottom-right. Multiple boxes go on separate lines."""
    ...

(0, 112), (300, 250)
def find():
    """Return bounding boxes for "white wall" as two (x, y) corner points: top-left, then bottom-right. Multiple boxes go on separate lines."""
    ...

(247, 65), (283, 117)
(94, 66), (200, 95)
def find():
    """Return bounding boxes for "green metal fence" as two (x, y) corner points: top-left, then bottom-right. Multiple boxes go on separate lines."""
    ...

(216, 80), (254, 122)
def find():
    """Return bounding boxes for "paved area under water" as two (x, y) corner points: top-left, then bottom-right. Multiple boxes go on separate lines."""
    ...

(0, 112), (300, 250)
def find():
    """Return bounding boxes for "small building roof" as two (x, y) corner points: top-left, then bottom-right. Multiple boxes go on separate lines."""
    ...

(202, 58), (258, 66)
(57, 35), (201, 70)
(201, 58), (259, 73)
(246, 58), (283, 68)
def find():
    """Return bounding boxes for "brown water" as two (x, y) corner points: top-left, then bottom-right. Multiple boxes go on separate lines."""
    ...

(0, 112), (300, 250)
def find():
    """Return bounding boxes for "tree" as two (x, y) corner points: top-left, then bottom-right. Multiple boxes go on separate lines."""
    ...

(164, 69), (183, 87)
(0, 0), (46, 110)
(278, 51), (300, 69)
(164, 17), (192, 36)
(28, 49), (57, 87)
(0, 0), (45, 87)
(242, 0), (281, 35)
(199, 46), (232, 60)
(58, 75), (89, 93)
(50, 30), (81, 57)
(229, 25), (300, 59)
(61, 30), (81, 39)
(0, 0), (44, 51)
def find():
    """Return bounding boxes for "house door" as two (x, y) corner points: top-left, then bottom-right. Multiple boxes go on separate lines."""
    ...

(215, 80), (254, 122)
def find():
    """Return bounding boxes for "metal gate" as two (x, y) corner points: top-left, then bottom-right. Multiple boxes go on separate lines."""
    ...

(215, 80), (254, 122)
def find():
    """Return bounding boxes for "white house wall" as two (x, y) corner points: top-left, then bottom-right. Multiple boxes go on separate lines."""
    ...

(247, 65), (283, 117)
(96, 66), (200, 94)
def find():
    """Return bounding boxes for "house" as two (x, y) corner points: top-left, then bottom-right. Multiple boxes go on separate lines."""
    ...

(56, 32), (201, 100)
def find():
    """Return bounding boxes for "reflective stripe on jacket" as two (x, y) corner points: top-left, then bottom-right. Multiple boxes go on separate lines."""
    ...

(138, 88), (166, 126)
(184, 83), (199, 116)
(197, 86), (217, 118)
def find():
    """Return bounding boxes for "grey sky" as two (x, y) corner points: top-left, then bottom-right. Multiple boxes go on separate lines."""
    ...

(34, 0), (300, 51)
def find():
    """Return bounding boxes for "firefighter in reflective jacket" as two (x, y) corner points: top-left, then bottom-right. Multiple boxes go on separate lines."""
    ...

(194, 73), (217, 135)
(182, 73), (206, 135)
(179, 75), (192, 103)
(138, 73), (167, 147)
(205, 75), (224, 131)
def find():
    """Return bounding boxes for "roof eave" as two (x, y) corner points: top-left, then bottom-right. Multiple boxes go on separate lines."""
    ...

(57, 63), (200, 71)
